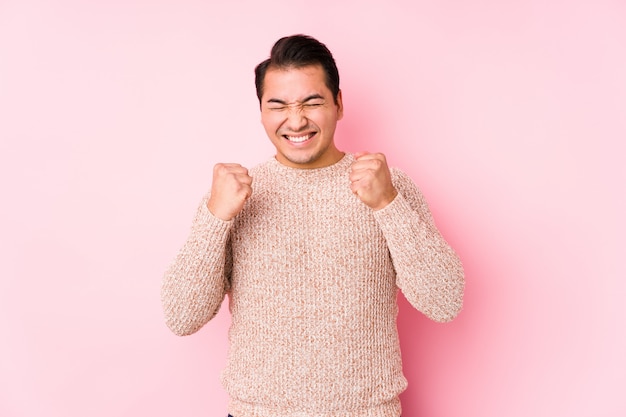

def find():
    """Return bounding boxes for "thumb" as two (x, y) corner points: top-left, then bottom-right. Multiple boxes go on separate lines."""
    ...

(354, 151), (370, 159)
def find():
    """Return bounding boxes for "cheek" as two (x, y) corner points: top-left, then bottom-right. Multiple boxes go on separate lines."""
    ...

(260, 116), (278, 133)
(312, 113), (337, 131)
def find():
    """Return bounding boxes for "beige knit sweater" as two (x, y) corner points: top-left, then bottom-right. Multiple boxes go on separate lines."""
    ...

(161, 153), (464, 417)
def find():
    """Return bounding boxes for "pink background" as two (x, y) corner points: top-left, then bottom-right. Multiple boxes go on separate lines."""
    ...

(1, 1), (625, 416)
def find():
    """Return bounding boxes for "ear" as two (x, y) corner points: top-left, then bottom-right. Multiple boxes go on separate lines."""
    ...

(336, 90), (344, 120)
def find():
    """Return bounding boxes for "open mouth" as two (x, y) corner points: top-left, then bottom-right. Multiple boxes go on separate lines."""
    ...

(284, 133), (315, 143)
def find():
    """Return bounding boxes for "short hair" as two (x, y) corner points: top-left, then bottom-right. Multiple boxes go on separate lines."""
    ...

(254, 34), (340, 105)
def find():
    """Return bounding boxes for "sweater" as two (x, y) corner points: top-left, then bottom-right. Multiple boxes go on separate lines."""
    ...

(161, 153), (464, 417)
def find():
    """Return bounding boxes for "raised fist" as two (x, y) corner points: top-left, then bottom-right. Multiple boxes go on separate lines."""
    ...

(349, 152), (398, 211)
(207, 163), (253, 221)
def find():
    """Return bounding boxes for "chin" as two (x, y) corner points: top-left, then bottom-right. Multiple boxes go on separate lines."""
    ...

(281, 151), (320, 167)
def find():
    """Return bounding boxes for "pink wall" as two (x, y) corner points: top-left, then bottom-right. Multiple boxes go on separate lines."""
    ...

(1, 1), (624, 416)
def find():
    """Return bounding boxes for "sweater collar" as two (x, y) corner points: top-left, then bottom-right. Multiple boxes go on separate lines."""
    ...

(268, 153), (354, 177)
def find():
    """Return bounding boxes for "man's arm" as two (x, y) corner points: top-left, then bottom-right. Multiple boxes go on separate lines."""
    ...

(161, 163), (252, 336)
(350, 152), (464, 322)
(373, 169), (465, 322)
(161, 197), (233, 336)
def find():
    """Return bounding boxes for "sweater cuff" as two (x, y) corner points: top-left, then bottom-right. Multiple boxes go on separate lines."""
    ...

(372, 192), (415, 227)
(192, 198), (234, 242)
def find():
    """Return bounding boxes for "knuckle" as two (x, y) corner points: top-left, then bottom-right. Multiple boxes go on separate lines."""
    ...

(214, 163), (231, 176)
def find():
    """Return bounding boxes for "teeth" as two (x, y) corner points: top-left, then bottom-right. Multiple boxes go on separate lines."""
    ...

(286, 134), (312, 143)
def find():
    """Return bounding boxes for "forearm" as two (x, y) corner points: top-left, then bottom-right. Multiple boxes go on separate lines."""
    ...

(374, 191), (465, 322)
(161, 198), (233, 335)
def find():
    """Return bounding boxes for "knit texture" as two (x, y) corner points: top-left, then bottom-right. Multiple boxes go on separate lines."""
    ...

(161, 153), (464, 417)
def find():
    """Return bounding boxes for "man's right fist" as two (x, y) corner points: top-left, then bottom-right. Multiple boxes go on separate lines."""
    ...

(207, 163), (253, 221)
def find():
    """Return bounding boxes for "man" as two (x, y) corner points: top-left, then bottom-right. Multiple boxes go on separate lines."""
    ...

(161, 34), (464, 417)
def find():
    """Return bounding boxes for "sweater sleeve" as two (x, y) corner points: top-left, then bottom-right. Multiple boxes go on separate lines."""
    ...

(373, 169), (465, 322)
(161, 195), (233, 336)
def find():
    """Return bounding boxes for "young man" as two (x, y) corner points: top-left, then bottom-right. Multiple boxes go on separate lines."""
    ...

(161, 34), (464, 417)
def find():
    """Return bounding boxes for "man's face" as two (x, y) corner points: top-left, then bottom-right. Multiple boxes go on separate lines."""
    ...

(260, 64), (344, 169)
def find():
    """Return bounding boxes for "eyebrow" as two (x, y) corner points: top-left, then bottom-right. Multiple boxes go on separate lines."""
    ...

(266, 94), (325, 105)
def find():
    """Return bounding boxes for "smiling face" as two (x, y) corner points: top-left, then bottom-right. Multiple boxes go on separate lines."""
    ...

(260, 64), (344, 169)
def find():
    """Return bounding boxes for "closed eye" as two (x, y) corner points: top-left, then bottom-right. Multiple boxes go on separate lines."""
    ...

(265, 96), (326, 111)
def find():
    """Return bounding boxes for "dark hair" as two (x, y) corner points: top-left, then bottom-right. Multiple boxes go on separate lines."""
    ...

(254, 34), (340, 105)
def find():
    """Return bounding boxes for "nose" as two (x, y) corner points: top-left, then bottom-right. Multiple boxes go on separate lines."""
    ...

(285, 106), (308, 131)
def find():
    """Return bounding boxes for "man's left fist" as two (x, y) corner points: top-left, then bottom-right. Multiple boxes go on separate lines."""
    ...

(349, 152), (398, 210)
